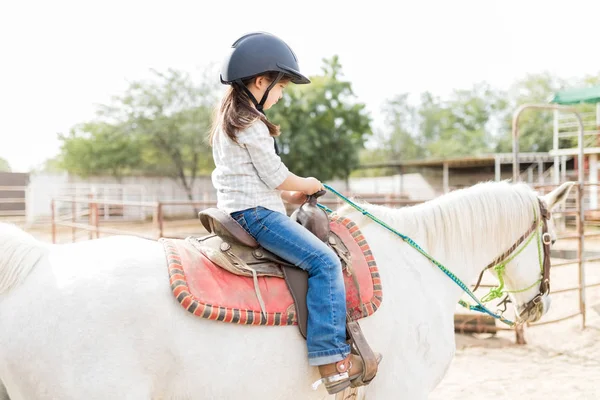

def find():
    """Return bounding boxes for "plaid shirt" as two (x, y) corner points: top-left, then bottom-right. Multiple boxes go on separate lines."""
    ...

(211, 120), (289, 215)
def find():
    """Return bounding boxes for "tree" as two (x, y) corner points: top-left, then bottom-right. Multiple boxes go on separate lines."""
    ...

(362, 71), (598, 171)
(357, 83), (505, 171)
(380, 93), (422, 161)
(419, 83), (504, 158)
(495, 72), (566, 152)
(58, 122), (142, 181)
(269, 56), (372, 183)
(58, 68), (217, 202)
(351, 94), (421, 178)
(0, 157), (10, 172)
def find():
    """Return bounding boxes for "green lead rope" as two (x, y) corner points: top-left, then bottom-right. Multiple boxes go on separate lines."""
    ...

(320, 184), (522, 326)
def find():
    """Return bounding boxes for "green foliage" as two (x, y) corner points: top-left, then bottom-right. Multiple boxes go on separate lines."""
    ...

(58, 122), (142, 180)
(381, 93), (422, 161)
(418, 83), (508, 157)
(58, 69), (216, 200)
(494, 72), (566, 153)
(351, 147), (397, 177)
(55, 61), (600, 186)
(269, 56), (372, 181)
(370, 83), (507, 162)
(0, 157), (10, 172)
(367, 72), (600, 166)
(582, 72), (600, 86)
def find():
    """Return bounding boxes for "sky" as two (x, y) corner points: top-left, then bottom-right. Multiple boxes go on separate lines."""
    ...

(1, 0), (599, 172)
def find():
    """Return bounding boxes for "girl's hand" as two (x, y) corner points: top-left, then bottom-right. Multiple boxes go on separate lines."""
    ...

(302, 177), (325, 195)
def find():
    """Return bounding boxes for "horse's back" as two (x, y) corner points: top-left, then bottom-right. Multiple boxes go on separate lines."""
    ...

(0, 228), (453, 399)
(0, 236), (176, 398)
(0, 236), (327, 399)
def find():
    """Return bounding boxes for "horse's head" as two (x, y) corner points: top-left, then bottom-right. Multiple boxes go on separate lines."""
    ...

(483, 182), (574, 324)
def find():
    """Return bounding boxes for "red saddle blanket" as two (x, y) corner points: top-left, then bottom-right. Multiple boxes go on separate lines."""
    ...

(160, 215), (382, 326)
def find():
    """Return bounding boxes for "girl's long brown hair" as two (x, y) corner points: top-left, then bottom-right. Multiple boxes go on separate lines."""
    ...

(209, 72), (288, 145)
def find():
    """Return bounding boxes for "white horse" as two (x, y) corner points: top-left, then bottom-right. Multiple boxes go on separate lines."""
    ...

(0, 181), (573, 400)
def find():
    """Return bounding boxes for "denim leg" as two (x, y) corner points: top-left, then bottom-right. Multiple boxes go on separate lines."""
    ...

(231, 207), (350, 366)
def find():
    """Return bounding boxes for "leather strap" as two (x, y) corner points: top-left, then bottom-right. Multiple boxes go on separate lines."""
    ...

(473, 218), (538, 291)
(511, 199), (553, 318)
(346, 319), (378, 386)
(539, 199), (552, 295)
(281, 265), (308, 339)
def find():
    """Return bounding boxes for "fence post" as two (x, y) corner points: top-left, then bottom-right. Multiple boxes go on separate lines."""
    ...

(155, 202), (163, 239)
(51, 199), (56, 244)
(71, 198), (76, 243)
(576, 183), (586, 328)
(515, 325), (526, 345)
(88, 193), (93, 240)
(94, 202), (100, 239)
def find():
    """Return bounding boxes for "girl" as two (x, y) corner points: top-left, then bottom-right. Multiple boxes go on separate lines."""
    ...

(209, 32), (377, 394)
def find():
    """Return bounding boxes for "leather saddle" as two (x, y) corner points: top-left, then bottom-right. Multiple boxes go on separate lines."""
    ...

(195, 191), (379, 385)
(195, 192), (351, 338)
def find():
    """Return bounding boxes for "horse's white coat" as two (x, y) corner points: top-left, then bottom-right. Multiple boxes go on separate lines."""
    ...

(0, 182), (572, 399)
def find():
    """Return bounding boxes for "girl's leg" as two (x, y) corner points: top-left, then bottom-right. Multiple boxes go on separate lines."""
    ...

(231, 207), (350, 365)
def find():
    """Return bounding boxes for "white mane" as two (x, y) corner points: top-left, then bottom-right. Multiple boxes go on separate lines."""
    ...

(0, 223), (47, 295)
(337, 181), (539, 266)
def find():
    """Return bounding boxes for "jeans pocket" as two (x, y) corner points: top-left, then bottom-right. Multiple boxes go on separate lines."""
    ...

(231, 212), (250, 234)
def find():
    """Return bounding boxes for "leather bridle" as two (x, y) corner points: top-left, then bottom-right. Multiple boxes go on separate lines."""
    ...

(473, 198), (553, 320)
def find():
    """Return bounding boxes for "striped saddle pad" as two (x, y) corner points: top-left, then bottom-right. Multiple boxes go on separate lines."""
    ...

(160, 214), (382, 326)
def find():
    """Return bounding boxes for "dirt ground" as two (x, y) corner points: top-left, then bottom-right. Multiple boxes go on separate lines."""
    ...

(432, 235), (600, 400)
(17, 221), (600, 399)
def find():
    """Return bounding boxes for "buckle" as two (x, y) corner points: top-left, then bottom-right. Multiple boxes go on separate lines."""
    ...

(542, 233), (552, 245)
(540, 279), (550, 295)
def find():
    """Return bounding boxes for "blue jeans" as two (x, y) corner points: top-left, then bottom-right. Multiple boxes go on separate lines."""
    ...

(230, 206), (350, 366)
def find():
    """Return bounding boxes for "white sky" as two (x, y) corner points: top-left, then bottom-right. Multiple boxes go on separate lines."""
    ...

(1, 0), (599, 172)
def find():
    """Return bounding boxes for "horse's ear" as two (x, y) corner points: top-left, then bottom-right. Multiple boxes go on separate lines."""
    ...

(542, 182), (575, 210)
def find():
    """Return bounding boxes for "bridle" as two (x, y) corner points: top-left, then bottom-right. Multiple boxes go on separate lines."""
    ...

(322, 183), (554, 326)
(473, 198), (553, 320)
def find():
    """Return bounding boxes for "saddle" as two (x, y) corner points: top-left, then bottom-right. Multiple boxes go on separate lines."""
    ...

(195, 192), (379, 385)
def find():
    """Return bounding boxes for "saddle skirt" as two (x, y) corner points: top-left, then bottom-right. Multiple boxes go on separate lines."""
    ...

(160, 214), (382, 327)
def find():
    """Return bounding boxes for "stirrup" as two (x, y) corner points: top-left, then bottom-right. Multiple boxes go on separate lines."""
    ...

(312, 356), (356, 394)
(311, 371), (350, 391)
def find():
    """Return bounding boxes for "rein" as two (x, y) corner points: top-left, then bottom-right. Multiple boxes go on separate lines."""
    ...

(320, 184), (553, 327)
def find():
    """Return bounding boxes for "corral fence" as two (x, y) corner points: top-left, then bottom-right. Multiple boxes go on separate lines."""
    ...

(49, 193), (422, 243)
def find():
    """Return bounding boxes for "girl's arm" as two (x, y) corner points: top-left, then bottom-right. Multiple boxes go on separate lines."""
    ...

(281, 190), (307, 205)
(277, 172), (323, 194)
(238, 122), (323, 195)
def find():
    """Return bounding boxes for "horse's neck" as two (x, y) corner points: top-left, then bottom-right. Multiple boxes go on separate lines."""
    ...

(397, 204), (495, 290)
(342, 185), (535, 307)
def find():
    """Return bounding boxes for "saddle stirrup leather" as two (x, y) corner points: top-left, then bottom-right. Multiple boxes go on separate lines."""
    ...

(346, 319), (379, 386)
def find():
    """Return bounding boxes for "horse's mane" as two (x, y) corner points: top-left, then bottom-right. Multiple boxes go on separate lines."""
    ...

(336, 181), (539, 259)
(0, 223), (47, 295)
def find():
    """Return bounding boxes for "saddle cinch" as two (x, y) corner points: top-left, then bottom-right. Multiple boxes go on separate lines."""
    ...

(195, 192), (380, 386)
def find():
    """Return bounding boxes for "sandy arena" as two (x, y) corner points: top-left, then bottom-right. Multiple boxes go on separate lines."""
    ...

(432, 234), (600, 400)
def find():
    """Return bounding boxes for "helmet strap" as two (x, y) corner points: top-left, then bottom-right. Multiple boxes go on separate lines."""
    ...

(233, 72), (284, 155)
(257, 72), (284, 112)
(234, 72), (284, 114)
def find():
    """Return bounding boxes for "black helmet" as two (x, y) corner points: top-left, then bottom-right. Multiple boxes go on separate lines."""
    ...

(220, 32), (310, 113)
(220, 32), (310, 85)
